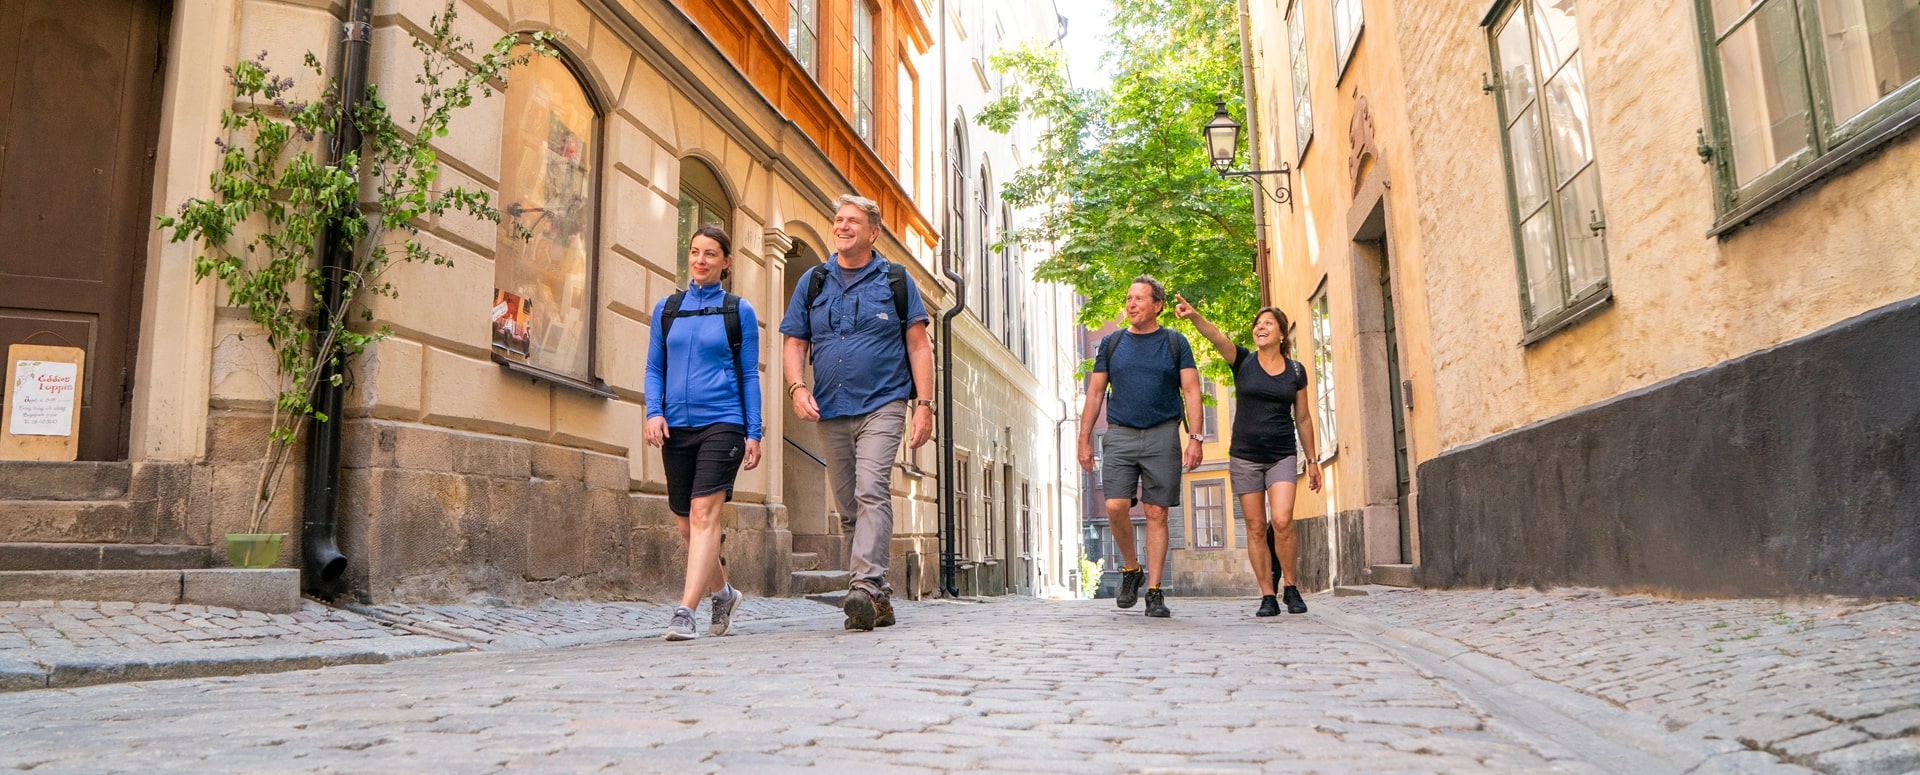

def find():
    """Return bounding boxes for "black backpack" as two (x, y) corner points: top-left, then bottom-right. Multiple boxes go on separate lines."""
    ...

(659, 290), (748, 425)
(801, 260), (917, 398)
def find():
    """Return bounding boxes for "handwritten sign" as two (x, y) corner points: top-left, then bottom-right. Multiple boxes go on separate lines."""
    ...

(10, 360), (79, 435)
(1, 344), (86, 461)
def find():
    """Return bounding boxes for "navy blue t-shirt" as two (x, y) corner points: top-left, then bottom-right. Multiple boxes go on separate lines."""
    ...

(1093, 327), (1196, 429)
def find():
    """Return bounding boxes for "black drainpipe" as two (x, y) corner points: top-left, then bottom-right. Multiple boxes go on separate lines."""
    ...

(936, 0), (962, 599)
(302, 0), (372, 597)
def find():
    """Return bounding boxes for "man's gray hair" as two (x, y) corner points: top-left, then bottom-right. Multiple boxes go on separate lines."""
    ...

(1131, 275), (1166, 304)
(832, 194), (884, 229)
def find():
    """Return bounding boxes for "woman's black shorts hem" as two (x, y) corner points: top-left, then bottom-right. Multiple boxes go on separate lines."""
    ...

(661, 423), (747, 517)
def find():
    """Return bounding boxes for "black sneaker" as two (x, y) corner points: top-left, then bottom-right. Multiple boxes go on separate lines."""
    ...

(1116, 568), (1146, 609)
(1144, 588), (1170, 618)
(1283, 585), (1308, 614)
(873, 593), (896, 628)
(843, 587), (877, 631)
(1256, 595), (1280, 617)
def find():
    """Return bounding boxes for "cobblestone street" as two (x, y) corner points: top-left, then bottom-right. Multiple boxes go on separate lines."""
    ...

(1, 590), (1915, 773)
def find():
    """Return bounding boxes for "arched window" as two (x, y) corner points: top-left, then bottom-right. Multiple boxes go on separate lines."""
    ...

(677, 157), (733, 287)
(976, 163), (991, 326)
(492, 44), (601, 387)
(1000, 202), (1014, 348)
(949, 122), (967, 277)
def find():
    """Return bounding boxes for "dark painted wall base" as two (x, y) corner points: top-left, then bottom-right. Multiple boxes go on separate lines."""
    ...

(1417, 296), (1920, 597)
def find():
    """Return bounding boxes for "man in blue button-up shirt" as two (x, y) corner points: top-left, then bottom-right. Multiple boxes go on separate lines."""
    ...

(780, 194), (933, 632)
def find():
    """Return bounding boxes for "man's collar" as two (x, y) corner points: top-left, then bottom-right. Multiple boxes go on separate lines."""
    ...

(828, 252), (887, 285)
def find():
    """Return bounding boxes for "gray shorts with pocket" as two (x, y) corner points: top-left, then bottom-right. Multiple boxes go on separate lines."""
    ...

(1229, 455), (1299, 496)
(1101, 419), (1182, 508)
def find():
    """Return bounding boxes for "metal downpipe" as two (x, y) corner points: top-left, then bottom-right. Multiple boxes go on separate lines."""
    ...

(936, 0), (962, 599)
(301, 0), (372, 597)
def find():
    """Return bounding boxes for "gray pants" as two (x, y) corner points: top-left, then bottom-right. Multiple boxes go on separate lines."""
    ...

(818, 400), (907, 595)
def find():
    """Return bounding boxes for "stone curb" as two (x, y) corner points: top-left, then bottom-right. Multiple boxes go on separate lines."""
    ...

(1315, 602), (1815, 774)
(0, 635), (468, 694)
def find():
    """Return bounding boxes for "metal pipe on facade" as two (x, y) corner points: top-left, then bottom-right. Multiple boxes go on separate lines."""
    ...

(936, 0), (965, 599)
(1235, 0), (1272, 306)
(301, 0), (372, 597)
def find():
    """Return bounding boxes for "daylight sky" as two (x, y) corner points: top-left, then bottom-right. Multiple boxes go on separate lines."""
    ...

(1053, 0), (1113, 90)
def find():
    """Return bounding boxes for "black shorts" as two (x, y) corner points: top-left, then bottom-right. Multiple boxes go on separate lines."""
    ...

(661, 423), (746, 516)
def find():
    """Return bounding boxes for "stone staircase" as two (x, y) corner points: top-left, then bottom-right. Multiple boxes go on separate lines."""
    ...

(788, 549), (851, 596)
(0, 460), (299, 612)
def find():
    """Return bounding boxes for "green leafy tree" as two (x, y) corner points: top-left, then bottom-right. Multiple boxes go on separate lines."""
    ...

(157, 5), (552, 534)
(980, 0), (1258, 378)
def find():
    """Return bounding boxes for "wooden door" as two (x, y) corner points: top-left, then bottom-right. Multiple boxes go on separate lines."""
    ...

(0, 0), (166, 460)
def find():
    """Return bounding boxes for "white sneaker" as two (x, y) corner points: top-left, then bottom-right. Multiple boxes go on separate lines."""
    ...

(664, 606), (698, 641)
(709, 585), (742, 637)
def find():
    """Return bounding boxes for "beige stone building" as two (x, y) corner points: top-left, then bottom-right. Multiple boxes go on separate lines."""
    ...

(1242, 0), (1920, 596)
(1, 0), (1083, 604)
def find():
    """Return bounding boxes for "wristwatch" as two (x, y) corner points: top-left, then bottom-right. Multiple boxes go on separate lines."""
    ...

(910, 399), (935, 409)
(1188, 433), (1205, 442)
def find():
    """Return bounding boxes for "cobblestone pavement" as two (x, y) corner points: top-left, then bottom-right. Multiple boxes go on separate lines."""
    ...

(0, 596), (840, 691)
(6, 596), (1593, 774)
(2, 590), (1912, 773)
(1321, 587), (1920, 775)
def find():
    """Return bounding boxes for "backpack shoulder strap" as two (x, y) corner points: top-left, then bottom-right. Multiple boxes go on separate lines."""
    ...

(660, 290), (687, 384)
(723, 293), (746, 425)
(1098, 332), (1119, 384)
(887, 262), (909, 329)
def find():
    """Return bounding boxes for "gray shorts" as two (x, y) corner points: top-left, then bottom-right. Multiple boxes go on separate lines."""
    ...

(1229, 455), (1298, 496)
(1102, 419), (1182, 508)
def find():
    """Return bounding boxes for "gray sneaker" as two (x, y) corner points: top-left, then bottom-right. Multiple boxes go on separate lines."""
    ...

(664, 605), (698, 641)
(709, 585), (742, 637)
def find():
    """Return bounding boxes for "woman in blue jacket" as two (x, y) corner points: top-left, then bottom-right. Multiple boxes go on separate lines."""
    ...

(645, 225), (763, 641)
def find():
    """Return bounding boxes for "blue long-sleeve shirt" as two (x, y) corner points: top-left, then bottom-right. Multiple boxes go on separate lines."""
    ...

(645, 282), (763, 439)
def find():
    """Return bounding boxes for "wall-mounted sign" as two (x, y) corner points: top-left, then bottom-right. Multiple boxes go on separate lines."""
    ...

(1, 344), (87, 461)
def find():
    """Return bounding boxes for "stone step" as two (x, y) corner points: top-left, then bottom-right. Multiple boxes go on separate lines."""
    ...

(0, 461), (131, 501)
(790, 552), (822, 572)
(0, 543), (210, 571)
(0, 501), (132, 543)
(790, 569), (852, 595)
(1368, 563), (1415, 588)
(0, 569), (300, 613)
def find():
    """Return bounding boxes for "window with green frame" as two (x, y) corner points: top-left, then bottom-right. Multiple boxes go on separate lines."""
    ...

(1695, 0), (1920, 225)
(1308, 285), (1336, 460)
(1486, 0), (1611, 339)
(1288, 0), (1314, 160)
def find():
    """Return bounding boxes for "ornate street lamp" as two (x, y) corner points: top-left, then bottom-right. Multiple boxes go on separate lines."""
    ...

(1202, 101), (1292, 210)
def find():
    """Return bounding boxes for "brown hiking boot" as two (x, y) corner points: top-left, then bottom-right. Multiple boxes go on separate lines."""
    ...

(873, 593), (896, 628)
(843, 587), (877, 631)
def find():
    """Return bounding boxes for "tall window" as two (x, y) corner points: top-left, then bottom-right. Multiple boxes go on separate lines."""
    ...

(950, 123), (968, 279)
(853, 1), (876, 143)
(1289, 0), (1314, 159)
(956, 453), (973, 559)
(787, 0), (819, 76)
(1332, 0), (1364, 77)
(1696, 0), (1920, 219)
(982, 462), (998, 558)
(1200, 378), (1219, 440)
(676, 158), (732, 287)
(999, 204), (1014, 346)
(493, 46), (599, 385)
(898, 61), (918, 199)
(1488, 0), (1609, 337)
(1192, 480), (1226, 549)
(1309, 285), (1337, 459)
(975, 164), (992, 326)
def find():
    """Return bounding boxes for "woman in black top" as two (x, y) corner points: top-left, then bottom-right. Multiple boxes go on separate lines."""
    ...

(1175, 295), (1323, 617)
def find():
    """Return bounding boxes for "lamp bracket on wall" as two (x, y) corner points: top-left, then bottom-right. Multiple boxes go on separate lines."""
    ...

(1218, 166), (1293, 211)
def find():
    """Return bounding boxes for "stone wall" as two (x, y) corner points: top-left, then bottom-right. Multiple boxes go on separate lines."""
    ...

(1416, 297), (1920, 598)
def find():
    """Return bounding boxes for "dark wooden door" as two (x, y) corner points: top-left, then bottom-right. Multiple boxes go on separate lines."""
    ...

(0, 0), (166, 460)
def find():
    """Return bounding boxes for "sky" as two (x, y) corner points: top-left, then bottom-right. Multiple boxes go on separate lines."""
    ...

(1053, 0), (1114, 90)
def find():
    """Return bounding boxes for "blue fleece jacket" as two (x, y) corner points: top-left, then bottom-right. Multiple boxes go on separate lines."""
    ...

(644, 281), (763, 439)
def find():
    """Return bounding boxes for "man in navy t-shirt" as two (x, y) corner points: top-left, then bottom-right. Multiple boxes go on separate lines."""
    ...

(1076, 275), (1202, 618)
